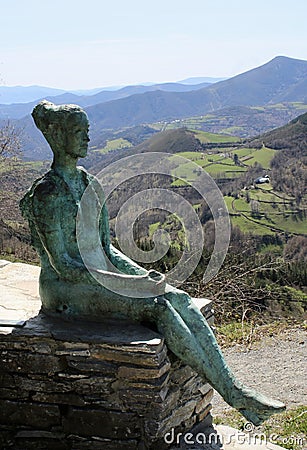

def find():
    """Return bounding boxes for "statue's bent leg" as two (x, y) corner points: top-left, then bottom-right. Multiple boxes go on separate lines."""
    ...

(163, 289), (285, 425)
(40, 277), (285, 425)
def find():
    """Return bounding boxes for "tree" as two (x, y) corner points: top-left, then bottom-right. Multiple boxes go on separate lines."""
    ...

(0, 121), (21, 158)
(250, 200), (260, 219)
(233, 153), (239, 165)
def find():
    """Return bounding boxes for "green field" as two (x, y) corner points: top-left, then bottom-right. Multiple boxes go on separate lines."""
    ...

(242, 147), (277, 169)
(192, 130), (239, 143)
(231, 215), (275, 235)
(226, 189), (307, 236)
(152, 118), (243, 139)
(154, 115), (217, 131)
(170, 147), (269, 185)
(151, 103), (307, 139)
(95, 138), (132, 154)
(167, 143), (306, 236)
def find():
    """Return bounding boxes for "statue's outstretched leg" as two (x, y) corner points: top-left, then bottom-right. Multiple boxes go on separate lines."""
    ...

(160, 290), (285, 425)
(40, 279), (285, 426)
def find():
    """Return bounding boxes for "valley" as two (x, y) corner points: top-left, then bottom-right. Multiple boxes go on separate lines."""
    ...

(0, 55), (306, 328)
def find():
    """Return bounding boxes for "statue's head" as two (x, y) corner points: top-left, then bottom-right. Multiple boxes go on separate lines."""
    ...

(32, 101), (90, 159)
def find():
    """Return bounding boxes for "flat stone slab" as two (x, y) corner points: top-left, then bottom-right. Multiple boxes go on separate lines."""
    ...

(0, 261), (165, 347)
(0, 260), (41, 330)
(0, 260), (214, 332)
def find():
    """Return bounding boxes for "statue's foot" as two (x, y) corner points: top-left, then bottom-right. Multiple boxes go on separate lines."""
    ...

(239, 402), (286, 426)
(230, 386), (286, 425)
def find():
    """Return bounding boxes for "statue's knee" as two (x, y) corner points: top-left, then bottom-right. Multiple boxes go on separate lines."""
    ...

(164, 290), (191, 307)
(154, 296), (171, 311)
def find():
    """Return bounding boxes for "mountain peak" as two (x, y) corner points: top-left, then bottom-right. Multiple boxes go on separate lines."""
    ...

(268, 55), (307, 65)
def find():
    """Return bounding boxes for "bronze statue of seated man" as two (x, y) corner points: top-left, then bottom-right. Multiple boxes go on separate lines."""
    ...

(20, 101), (285, 426)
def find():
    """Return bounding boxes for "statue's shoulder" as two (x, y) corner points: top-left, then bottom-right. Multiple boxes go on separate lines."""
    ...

(32, 170), (64, 200)
(77, 165), (96, 183)
(20, 170), (61, 219)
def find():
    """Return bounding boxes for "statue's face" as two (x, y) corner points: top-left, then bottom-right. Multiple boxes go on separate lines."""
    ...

(65, 114), (90, 158)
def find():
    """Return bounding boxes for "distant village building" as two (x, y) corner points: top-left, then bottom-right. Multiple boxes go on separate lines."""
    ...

(255, 174), (270, 184)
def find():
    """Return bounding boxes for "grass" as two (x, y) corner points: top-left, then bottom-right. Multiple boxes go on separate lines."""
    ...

(258, 243), (283, 256)
(232, 197), (250, 212)
(171, 160), (200, 183)
(231, 215), (275, 235)
(192, 130), (239, 143)
(205, 164), (245, 178)
(215, 321), (254, 347)
(238, 206), (306, 235)
(242, 146), (277, 169)
(223, 196), (234, 213)
(151, 104), (307, 136)
(173, 151), (203, 161)
(169, 145), (279, 188)
(230, 147), (254, 158)
(148, 222), (160, 236)
(171, 178), (189, 186)
(152, 117), (244, 138)
(248, 188), (280, 202)
(170, 158), (245, 185)
(215, 406), (307, 450)
(170, 146), (277, 184)
(220, 126), (245, 134)
(228, 146), (277, 170)
(291, 102), (307, 111)
(271, 214), (307, 234)
(95, 138), (132, 154)
(215, 320), (298, 348)
(225, 186), (307, 236)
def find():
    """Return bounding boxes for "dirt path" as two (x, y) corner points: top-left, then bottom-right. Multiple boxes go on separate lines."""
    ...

(212, 327), (306, 416)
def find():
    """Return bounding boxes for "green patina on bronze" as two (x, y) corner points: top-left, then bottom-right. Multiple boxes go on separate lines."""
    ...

(20, 101), (285, 425)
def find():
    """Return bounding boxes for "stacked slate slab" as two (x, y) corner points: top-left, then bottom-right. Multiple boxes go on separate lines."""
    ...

(0, 311), (215, 449)
(0, 261), (215, 449)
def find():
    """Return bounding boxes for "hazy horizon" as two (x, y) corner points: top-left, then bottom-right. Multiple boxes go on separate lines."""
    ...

(1, 0), (307, 90)
(0, 76), (227, 91)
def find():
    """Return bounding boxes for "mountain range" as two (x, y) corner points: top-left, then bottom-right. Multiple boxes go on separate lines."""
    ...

(0, 77), (225, 106)
(85, 56), (307, 130)
(2, 55), (307, 161)
(0, 81), (215, 118)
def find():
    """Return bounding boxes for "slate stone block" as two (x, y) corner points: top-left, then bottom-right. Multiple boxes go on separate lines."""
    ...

(0, 400), (60, 428)
(63, 407), (141, 439)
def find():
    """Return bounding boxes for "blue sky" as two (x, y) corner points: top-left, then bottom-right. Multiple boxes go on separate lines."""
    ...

(1, 0), (306, 89)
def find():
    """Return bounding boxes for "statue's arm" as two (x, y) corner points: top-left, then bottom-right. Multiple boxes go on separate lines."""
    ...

(98, 197), (148, 276)
(32, 182), (95, 284)
(107, 244), (148, 276)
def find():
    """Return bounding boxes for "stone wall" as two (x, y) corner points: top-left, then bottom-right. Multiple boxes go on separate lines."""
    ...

(0, 312), (214, 449)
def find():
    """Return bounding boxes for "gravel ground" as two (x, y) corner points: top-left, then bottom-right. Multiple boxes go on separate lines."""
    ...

(212, 327), (307, 416)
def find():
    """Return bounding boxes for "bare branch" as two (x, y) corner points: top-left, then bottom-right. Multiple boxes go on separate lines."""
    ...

(0, 120), (22, 158)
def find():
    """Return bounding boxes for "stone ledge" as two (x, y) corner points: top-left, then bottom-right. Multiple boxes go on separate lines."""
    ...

(0, 261), (216, 448)
(0, 311), (214, 449)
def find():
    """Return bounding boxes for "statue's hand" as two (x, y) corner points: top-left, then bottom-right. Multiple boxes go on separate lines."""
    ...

(90, 268), (166, 298)
(147, 270), (165, 283)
